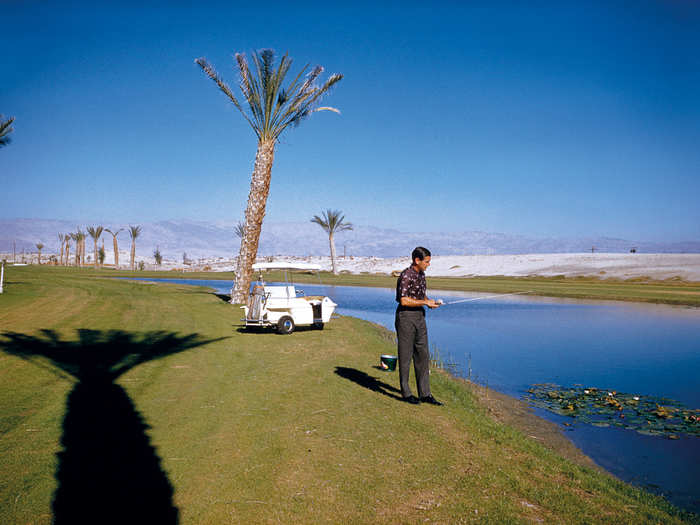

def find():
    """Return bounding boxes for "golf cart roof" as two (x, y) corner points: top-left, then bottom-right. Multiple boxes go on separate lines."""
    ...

(252, 262), (322, 271)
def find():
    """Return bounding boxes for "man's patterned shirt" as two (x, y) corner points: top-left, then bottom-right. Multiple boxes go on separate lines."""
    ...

(396, 266), (427, 310)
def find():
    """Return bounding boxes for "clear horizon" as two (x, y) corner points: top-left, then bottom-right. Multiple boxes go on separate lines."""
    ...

(2, 2), (699, 243)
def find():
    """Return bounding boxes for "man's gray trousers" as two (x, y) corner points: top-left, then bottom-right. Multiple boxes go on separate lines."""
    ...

(395, 309), (431, 398)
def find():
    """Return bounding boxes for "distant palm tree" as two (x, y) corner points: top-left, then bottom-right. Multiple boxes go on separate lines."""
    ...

(153, 246), (163, 266)
(58, 233), (65, 265)
(86, 226), (104, 269)
(77, 230), (87, 267)
(234, 221), (245, 239)
(36, 243), (44, 265)
(69, 233), (77, 266)
(105, 228), (124, 268)
(64, 234), (72, 266)
(71, 231), (84, 267)
(195, 49), (342, 303)
(128, 225), (141, 271)
(311, 209), (353, 275)
(65, 235), (71, 266)
(0, 115), (14, 148)
(73, 230), (87, 267)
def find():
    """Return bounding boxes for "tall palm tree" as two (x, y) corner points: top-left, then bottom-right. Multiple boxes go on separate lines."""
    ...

(0, 115), (14, 148)
(311, 209), (353, 275)
(128, 225), (141, 271)
(36, 243), (44, 265)
(105, 228), (124, 268)
(87, 226), (104, 269)
(58, 233), (65, 266)
(195, 49), (342, 303)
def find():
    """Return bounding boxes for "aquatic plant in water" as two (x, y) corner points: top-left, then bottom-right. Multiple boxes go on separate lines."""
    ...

(524, 384), (700, 439)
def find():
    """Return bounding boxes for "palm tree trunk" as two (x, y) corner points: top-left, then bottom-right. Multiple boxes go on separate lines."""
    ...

(329, 233), (338, 275)
(59, 243), (64, 266)
(113, 237), (119, 268)
(130, 241), (135, 271)
(231, 139), (275, 304)
(66, 244), (71, 266)
(93, 239), (98, 269)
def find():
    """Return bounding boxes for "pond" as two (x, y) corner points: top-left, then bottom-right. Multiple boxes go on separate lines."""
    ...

(125, 277), (700, 513)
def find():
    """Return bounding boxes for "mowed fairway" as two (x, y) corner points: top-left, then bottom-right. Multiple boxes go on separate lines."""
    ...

(0, 266), (694, 524)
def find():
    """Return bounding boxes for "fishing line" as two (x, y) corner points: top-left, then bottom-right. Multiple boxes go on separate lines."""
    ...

(437, 291), (533, 305)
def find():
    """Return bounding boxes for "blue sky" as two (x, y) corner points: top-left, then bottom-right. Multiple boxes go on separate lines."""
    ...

(2, 1), (699, 242)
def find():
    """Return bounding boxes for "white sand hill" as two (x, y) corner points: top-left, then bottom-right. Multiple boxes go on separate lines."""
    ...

(268, 253), (700, 281)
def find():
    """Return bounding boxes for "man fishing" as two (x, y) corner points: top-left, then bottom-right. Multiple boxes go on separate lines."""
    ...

(395, 247), (443, 405)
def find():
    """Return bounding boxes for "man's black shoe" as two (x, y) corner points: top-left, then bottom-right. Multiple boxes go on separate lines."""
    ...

(402, 395), (420, 404)
(420, 395), (443, 406)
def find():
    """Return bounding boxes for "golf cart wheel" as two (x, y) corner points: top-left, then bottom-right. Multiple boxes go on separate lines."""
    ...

(313, 322), (324, 330)
(277, 316), (295, 335)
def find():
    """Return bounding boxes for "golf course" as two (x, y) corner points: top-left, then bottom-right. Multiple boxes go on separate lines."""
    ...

(1, 265), (696, 524)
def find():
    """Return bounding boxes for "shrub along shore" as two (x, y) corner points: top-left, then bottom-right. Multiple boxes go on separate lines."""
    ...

(0, 266), (696, 523)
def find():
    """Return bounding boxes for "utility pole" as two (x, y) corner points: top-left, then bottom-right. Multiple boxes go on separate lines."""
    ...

(13, 241), (16, 264)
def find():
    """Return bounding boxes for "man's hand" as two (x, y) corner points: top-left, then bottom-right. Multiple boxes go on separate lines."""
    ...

(426, 298), (441, 309)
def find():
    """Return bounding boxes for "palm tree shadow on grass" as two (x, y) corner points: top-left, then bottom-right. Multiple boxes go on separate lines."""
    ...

(0, 329), (227, 525)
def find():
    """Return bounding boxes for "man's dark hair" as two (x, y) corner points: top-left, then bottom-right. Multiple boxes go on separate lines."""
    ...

(412, 246), (431, 262)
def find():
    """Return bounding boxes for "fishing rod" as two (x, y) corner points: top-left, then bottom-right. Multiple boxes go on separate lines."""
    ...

(435, 290), (533, 305)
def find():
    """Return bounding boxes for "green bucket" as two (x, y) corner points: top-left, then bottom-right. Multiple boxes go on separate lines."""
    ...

(380, 354), (397, 371)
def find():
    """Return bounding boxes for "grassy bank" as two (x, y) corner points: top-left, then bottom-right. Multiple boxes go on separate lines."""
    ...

(35, 264), (700, 306)
(0, 266), (695, 523)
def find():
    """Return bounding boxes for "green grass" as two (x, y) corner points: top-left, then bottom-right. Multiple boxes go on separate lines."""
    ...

(0, 266), (696, 523)
(40, 264), (700, 306)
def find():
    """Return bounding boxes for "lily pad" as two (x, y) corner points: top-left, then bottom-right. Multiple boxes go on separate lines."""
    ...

(523, 384), (700, 439)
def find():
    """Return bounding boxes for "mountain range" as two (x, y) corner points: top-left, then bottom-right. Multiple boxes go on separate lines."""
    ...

(1, 218), (699, 259)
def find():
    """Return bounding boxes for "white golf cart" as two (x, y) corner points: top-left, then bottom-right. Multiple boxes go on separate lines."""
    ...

(242, 262), (337, 334)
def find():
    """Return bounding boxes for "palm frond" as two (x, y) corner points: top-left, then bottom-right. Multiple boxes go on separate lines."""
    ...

(314, 106), (341, 114)
(128, 225), (142, 240)
(310, 214), (328, 231)
(275, 72), (343, 131)
(195, 57), (260, 137)
(105, 228), (124, 238)
(311, 209), (353, 235)
(0, 115), (15, 147)
(86, 225), (104, 240)
(236, 53), (264, 134)
(196, 50), (342, 142)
